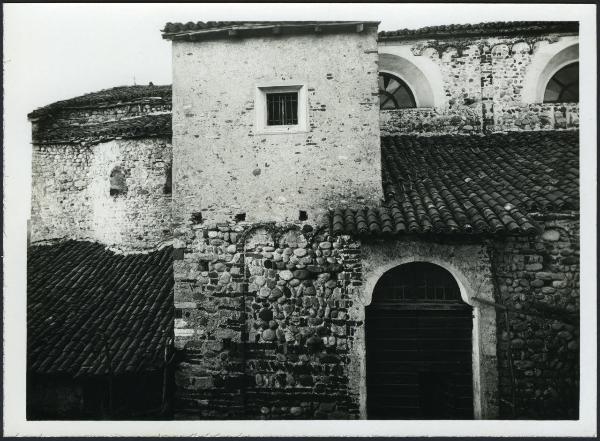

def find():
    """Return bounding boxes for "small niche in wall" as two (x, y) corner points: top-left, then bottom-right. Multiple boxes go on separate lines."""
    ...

(109, 166), (127, 196)
(235, 213), (246, 222)
(299, 210), (308, 221)
(191, 212), (203, 224)
(163, 164), (172, 195)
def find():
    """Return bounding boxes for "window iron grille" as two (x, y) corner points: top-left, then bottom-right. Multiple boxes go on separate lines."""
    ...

(378, 72), (417, 109)
(266, 92), (298, 125)
(373, 262), (462, 303)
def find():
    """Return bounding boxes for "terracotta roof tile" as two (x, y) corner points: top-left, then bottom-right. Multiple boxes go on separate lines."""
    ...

(32, 113), (172, 145)
(328, 131), (578, 237)
(162, 21), (379, 41)
(27, 240), (174, 377)
(378, 21), (578, 40)
(28, 85), (172, 118)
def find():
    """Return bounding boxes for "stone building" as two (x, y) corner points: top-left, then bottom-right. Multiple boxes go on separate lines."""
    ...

(27, 20), (579, 420)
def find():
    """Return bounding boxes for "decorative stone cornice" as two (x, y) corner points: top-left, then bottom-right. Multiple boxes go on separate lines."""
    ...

(410, 35), (563, 58)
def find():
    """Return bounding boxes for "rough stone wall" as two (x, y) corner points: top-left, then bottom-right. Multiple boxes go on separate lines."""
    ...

(173, 222), (363, 419)
(490, 217), (579, 419)
(379, 33), (579, 135)
(493, 102), (579, 132)
(380, 102), (579, 135)
(380, 108), (481, 135)
(30, 137), (172, 250)
(171, 30), (382, 226)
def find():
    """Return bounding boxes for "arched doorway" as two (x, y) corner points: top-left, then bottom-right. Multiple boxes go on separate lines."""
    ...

(366, 262), (474, 419)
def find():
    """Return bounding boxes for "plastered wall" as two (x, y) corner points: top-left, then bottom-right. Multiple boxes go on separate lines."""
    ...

(171, 30), (382, 227)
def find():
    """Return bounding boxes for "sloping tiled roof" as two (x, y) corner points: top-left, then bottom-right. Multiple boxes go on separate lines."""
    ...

(378, 21), (578, 40)
(28, 240), (174, 377)
(33, 113), (172, 145)
(29, 84), (173, 145)
(162, 21), (379, 41)
(28, 85), (172, 119)
(330, 131), (579, 236)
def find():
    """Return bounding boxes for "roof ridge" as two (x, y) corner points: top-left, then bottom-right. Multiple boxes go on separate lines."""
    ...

(378, 20), (578, 40)
(28, 84), (172, 119)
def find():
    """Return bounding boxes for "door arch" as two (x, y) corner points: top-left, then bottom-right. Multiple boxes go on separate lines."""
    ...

(365, 262), (474, 419)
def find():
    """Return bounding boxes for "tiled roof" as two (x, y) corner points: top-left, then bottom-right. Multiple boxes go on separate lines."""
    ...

(330, 131), (579, 236)
(28, 240), (174, 377)
(378, 21), (578, 40)
(28, 85), (172, 119)
(33, 113), (172, 145)
(162, 21), (379, 41)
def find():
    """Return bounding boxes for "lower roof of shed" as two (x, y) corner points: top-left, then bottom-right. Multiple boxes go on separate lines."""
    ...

(27, 240), (174, 377)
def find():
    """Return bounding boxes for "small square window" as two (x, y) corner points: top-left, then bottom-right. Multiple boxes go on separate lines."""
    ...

(255, 84), (307, 134)
(266, 92), (298, 126)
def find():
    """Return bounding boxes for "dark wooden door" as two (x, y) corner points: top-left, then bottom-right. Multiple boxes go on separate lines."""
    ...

(366, 263), (474, 420)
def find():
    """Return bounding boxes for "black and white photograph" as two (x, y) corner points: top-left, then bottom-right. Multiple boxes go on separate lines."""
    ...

(3, 2), (596, 437)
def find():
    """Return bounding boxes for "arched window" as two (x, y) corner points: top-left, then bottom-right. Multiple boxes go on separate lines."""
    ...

(543, 62), (579, 103)
(109, 166), (127, 196)
(372, 262), (463, 303)
(378, 72), (417, 109)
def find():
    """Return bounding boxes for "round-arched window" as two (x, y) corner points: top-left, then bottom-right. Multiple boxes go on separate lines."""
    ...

(543, 62), (579, 103)
(378, 72), (417, 109)
(372, 262), (462, 303)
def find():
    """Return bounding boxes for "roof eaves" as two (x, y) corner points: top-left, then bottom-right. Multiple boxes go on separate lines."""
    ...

(28, 85), (173, 120)
(378, 20), (579, 41)
(162, 21), (380, 41)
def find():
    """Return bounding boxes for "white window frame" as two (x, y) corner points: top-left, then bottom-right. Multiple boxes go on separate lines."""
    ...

(255, 82), (308, 134)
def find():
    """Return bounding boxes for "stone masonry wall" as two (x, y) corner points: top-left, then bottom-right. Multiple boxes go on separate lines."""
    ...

(30, 137), (172, 250)
(490, 217), (579, 419)
(172, 219), (580, 420)
(380, 102), (579, 135)
(173, 221), (363, 419)
(379, 33), (578, 135)
(171, 30), (382, 226)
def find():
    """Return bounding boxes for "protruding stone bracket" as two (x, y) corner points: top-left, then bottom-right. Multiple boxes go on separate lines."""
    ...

(411, 35), (561, 59)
